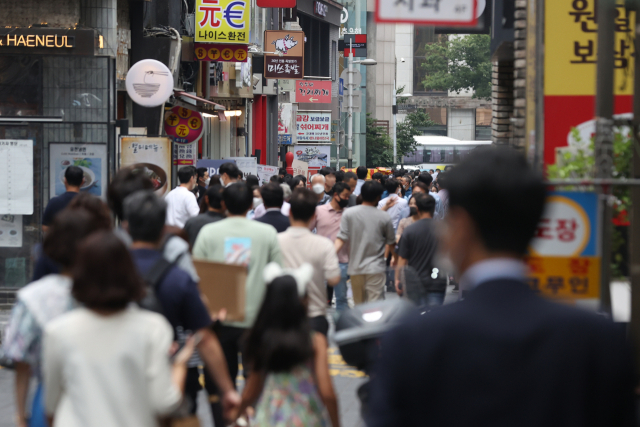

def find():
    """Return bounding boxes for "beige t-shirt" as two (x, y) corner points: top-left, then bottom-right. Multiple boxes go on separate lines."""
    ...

(277, 226), (341, 318)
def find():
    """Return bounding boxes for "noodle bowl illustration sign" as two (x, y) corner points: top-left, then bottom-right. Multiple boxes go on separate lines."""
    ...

(126, 59), (174, 107)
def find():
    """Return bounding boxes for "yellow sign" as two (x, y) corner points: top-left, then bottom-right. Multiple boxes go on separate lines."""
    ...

(526, 256), (601, 299)
(545, 0), (635, 96)
(195, 0), (250, 44)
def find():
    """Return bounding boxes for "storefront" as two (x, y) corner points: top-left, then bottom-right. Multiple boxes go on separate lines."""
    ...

(0, 28), (116, 287)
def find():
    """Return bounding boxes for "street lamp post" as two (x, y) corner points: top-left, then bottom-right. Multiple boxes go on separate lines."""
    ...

(392, 84), (412, 166)
(346, 39), (376, 168)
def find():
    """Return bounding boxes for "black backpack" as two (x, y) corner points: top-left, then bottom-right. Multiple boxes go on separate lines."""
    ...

(138, 256), (175, 315)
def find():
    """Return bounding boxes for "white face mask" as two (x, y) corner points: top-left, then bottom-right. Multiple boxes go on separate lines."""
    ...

(204, 177), (211, 186)
(220, 176), (226, 186)
(253, 197), (263, 209)
(312, 184), (325, 195)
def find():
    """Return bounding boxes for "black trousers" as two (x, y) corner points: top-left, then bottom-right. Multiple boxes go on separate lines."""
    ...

(217, 325), (248, 387)
(185, 366), (224, 426)
(309, 315), (329, 337)
(327, 285), (334, 306)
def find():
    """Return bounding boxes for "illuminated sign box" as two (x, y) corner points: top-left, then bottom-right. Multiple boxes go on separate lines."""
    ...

(0, 29), (95, 56)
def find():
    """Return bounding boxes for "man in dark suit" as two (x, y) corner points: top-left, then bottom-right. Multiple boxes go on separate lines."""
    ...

(367, 147), (635, 427)
(254, 182), (290, 233)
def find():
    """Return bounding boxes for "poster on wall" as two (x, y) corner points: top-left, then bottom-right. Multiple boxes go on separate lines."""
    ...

(226, 157), (257, 178)
(297, 111), (331, 142)
(173, 142), (198, 166)
(120, 137), (172, 196)
(293, 145), (331, 168)
(291, 159), (309, 184)
(0, 140), (33, 215)
(49, 143), (107, 199)
(256, 164), (279, 185)
(0, 215), (22, 248)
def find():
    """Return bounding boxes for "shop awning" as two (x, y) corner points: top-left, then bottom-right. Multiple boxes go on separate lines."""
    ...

(171, 90), (226, 113)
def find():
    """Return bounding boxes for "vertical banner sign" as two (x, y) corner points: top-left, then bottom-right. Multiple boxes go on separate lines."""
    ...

(49, 144), (107, 199)
(544, 0), (634, 165)
(278, 103), (293, 145)
(297, 111), (332, 142)
(375, 0), (477, 25)
(196, 0), (250, 43)
(296, 80), (332, 103)
(264, 31), (305, 79)
(120, 137), (172, 196)
(526, 192), (601, 301)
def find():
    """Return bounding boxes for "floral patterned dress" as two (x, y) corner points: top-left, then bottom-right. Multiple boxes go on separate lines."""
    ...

(254, 363), (331, 427)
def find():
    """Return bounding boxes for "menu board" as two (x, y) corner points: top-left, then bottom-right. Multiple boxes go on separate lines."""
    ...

(120, 137), (172, 197)
(49, 143), (107, 199)
(0, 140), (33, 214)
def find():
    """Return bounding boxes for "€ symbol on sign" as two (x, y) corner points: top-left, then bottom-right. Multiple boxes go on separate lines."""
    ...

(222, 48), (233, 60)
(178, 108), (192, 118)
(188, 116), (202, 130)
(176, 124), (190, 137)
(166, 114), (179, 127)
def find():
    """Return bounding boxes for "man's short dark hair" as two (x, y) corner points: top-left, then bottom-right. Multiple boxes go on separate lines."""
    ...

(447, 147), (546, 256)
(418, 172), (433, 187)
(44, 209), (112, 269)
(413, 192), (436, 216)
(178, 166), (196, 184)
(260, 183), (284, 209)
(220, 162), (240, 179)
(360, 181), (384, 203)
(279, 168), (287, 176)
(289, 188), (317, 222)
(319, 167), (335, 177)
(371, 172), (383, 182)
(196, 167), (208, 180)
(385, 178), (401, 195)
(223, 182), (252, 215)
(356, 166), (368, 179)
(206, 185), (225, 209)
(270, 175), (280, 183)
(294, 174), (307, 185)
(124, 191), (166, 243)
(344, 171), (357, 183)
(107, 168), (155, 220)
(246, 175), (259, 188)
(335, 170), (345, 182)
(65, 166), (84, 187)
(332, 182), (351, 197)
(413, 182), (430, 193)
(73, 231), (145, 311)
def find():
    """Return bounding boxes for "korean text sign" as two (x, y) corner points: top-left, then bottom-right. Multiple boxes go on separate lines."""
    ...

(264, 31), (304, 79)
(544, 0), (635, 165)
(120, 137), (172, 197)
(526, 192), (601, 300)
(296, 80), (332, 104)
(376, 0), (477, 25)
(196, 0), (250, 44)
(297, 112), (331, 142)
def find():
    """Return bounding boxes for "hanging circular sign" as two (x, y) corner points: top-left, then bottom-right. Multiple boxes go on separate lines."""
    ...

(164, 106), (204, 144)
(125, 59), (174, 108)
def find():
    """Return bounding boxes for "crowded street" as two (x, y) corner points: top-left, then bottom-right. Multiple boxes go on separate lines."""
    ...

(3, 0), (640, 426)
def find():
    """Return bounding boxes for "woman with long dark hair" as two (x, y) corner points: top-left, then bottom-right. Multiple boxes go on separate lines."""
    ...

(238, 263), (340, 427)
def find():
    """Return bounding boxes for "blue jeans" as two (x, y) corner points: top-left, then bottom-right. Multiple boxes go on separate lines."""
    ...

(335, 263), (350, 312)
(425, 291), (445, 307)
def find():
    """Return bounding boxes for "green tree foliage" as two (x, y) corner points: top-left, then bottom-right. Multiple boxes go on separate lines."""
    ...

(366, 115), (393, 168)
(396, 110), (436, 160)
(421, 34), (491, 99)
(547, 128), (632, 277)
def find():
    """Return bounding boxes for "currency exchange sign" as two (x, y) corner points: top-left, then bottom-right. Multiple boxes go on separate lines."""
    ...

(375, 0), (477, 25)
(196, 0), (250, 44)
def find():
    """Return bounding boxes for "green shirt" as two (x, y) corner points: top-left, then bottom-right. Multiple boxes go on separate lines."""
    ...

(192, 216), (282, 328)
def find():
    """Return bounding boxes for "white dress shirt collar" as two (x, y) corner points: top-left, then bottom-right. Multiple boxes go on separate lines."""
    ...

(459, 258), (527, 290)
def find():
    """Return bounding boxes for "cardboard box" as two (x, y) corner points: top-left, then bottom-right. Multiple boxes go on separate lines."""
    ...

(194, 259), (247, 322)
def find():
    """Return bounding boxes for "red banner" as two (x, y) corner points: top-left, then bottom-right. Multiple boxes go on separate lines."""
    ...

(194, 43), (248, 62)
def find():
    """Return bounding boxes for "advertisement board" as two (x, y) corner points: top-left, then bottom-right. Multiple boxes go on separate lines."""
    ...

(293, 145), (331, 168)
(195, 0), (250, 44)
(544, 0), (634, 164)
(264, 31), (304, 79)
(49, 143), (107, 199)
(197, 159), (237, 177)
(120, 137), (172, 196)
(226, 157), (257, 178)
(297, 111), (331, 142)
(165, 106), (204, 144)
(296, 80), (332, 104)
(194, 43), (248, 62)
(256, 164), (279, 185)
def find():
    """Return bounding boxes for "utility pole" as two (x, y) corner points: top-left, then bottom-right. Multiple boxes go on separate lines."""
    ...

(594, 0), (616, 315)
(347, 39), (354, 168)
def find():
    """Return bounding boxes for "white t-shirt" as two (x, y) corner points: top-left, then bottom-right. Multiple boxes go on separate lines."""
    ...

(43, 305), (181, 427)
(165, 186), (200, 228)
(253, 202), (291, 219)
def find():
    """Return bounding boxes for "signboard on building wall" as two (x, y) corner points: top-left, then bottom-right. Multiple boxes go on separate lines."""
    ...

(279, 103), (294, 145)
(195, 0), (250, 43)
(173, 142), (197, 166)
(544, 0), (634, 165)
(194, 43), (248, 62)
(375, 0), (477, 25)
(293, 145), (331, 168)
(340, 34), (367, 57)
(120, 137), (172, 196)
(264, 31), (304, 79)
(526, 192), (601, 300)
(296, 80), (332, 103)
(197, 159), (237, 176)
(297, 111), (331, 142)
(49, 143), (107, 199)
(0, 28), (96, 56)
(165, 107), (204, 144)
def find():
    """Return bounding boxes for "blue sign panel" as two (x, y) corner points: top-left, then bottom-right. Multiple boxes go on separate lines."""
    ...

(196, 159), (237, 176)
(278, 134), (293, 145)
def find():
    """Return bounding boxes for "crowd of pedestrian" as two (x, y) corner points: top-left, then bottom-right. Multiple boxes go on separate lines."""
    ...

(2, 149), (636, 427)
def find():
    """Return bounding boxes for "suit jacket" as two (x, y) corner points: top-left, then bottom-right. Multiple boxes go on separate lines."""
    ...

(255, 210), (290, 233)
(367, 279), (635, 427)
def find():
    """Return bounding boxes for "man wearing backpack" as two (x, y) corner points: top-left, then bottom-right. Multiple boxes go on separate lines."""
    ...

(123, 190), (240, 424)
